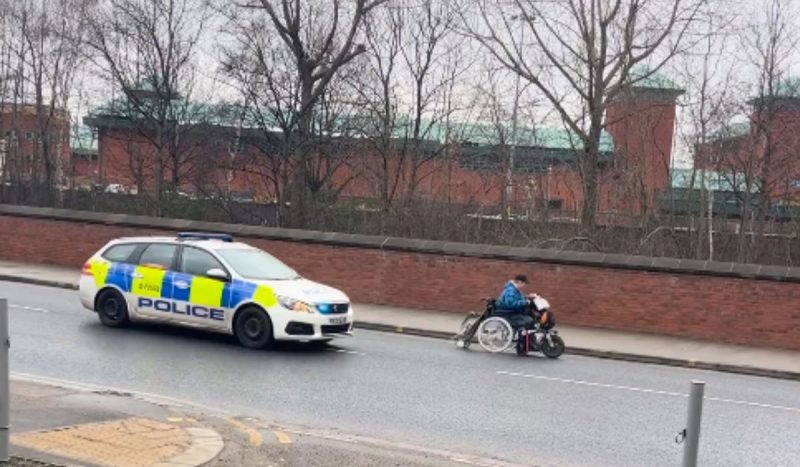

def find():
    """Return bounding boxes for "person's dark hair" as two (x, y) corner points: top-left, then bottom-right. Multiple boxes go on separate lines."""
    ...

(514, 274), (528, 284)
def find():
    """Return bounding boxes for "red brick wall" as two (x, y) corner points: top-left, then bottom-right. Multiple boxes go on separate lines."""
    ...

(2, 209), (800, 351)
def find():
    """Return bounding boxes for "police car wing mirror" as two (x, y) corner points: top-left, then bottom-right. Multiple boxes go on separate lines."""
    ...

(206, 268), (230, 282)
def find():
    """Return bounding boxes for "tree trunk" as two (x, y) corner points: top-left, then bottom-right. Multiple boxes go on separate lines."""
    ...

(737, 189), (751, 262)
(153, 128), (164, 216)
(580, 130), (600, 228)
(290, 81), (314, 227)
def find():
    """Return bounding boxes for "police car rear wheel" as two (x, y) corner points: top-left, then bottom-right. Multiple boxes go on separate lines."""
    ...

(97, 290), (129, 328)
(235, 307), (273, 349)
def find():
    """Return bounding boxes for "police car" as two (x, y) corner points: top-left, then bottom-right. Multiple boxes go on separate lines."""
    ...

(79, 232), (353, 348)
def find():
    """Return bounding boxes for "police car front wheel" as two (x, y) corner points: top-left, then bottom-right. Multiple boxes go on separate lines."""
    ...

(234, 307), (274, 349)
(96, 289), (130, 328)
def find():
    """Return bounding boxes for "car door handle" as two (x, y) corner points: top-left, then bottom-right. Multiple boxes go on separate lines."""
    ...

(131, 273), (143, 279)
(174, 281), (190, 289)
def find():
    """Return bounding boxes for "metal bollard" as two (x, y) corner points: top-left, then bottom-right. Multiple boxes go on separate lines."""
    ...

(682, 380), (705, 467)
(0, 299), (8, 462)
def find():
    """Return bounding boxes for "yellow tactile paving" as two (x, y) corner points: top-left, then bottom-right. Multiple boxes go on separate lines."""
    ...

(11, 417), (190, 467)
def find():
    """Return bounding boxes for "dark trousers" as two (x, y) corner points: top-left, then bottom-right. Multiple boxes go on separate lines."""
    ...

(503, 312), (535, 330)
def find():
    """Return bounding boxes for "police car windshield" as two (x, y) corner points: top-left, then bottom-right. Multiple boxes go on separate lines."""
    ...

(217, 248), (299, 280)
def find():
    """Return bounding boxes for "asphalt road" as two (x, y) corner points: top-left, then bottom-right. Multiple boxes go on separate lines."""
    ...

(2, 281), (800, 467)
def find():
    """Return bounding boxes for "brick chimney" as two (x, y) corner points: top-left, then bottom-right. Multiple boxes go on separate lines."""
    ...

(604, 70), (684, 215)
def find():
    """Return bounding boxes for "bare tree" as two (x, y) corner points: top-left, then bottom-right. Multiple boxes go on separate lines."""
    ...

(218, 12), (295, 215)
(474, 66), (524, 220)
(221, 4), (365, 226)
(229, 0), (388, 225)
(84, 0), (208, 214)
(0, 5), (18, 195)
(743, 0), (800, 255)
(350, 4), (404, 214)
(352, 0), (470, 218)
(463, 0), (704, 227)
(0, 0), (87, 205)
(704, 0), (800, 262)
(676, 4), (737, 260)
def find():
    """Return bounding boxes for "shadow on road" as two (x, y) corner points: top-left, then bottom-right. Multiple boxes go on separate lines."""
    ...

(75, 319), (347, 355)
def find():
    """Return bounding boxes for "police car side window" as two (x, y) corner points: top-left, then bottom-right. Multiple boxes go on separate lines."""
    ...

(102, 244), (138, 263)
(138, 244), (177, 270)
(180, 247), (224, 277)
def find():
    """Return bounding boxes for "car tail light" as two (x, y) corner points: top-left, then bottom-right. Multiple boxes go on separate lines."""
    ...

(81, 261), (93, 276)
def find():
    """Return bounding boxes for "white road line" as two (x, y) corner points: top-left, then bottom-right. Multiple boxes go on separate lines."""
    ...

(497, 370), (800, 414)
(10, 304), (50, 313)
(333, 349), (367, 356)
(704, 395), (800, 413)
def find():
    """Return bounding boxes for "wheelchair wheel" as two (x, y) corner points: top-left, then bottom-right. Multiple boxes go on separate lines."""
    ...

(455, 314), (480, 349)
(541, 334), (566, 359)
(477, 317), (513, 353)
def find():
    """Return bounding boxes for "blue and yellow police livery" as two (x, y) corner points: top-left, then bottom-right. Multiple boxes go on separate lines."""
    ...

(79, 232), (353, 348)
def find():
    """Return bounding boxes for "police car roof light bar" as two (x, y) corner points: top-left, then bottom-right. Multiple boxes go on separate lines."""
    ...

(176, 232), (233, 242)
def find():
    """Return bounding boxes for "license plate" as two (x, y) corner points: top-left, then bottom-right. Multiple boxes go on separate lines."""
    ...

(329, 317), (348, 325)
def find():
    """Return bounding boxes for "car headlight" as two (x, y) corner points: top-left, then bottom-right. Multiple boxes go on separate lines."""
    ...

(277, 295), (313, 313)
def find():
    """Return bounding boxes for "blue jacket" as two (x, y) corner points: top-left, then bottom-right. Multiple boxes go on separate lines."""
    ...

(496, 281), (528, 313)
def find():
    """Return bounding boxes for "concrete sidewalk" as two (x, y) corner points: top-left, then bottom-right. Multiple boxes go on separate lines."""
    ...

(2, 260), (800, 381)
(8, 377), (529, 467)
(9, 377), (225, 467)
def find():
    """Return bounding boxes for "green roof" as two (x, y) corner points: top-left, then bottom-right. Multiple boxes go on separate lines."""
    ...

(671, 168), (758, 192)
(89, 99), (264, 128)
(372, 118), (614, 152)
(88, 98), (340, 133)
(775, 77), (800, 98)
(708, 121), (750, 141)
(88, 97), (615, 152)
(629, 65), (681, 91)
(453, 122), (614, 152)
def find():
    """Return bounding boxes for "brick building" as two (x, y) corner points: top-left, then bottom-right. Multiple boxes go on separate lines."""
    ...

(695, 79), (800, 205)
(78, 99), (280, 201)
(78, 76), (684, 218)
(0, 103), (70, 189)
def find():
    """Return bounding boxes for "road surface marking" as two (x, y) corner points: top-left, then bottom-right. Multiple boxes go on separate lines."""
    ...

(272, 430), (292, 444)
(332, 349), (367, 356)
(279, 427), (526, 467)
(704, 395), (800, 413)
(227, 417), (263, 446)
(498, 370), (800, 413)
(10, 304), (50, 313)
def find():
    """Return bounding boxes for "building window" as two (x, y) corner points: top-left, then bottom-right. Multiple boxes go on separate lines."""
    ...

(25, 132), (33, 140)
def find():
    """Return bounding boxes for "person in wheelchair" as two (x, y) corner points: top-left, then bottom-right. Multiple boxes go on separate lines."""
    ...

(495, 274), (537, 330)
